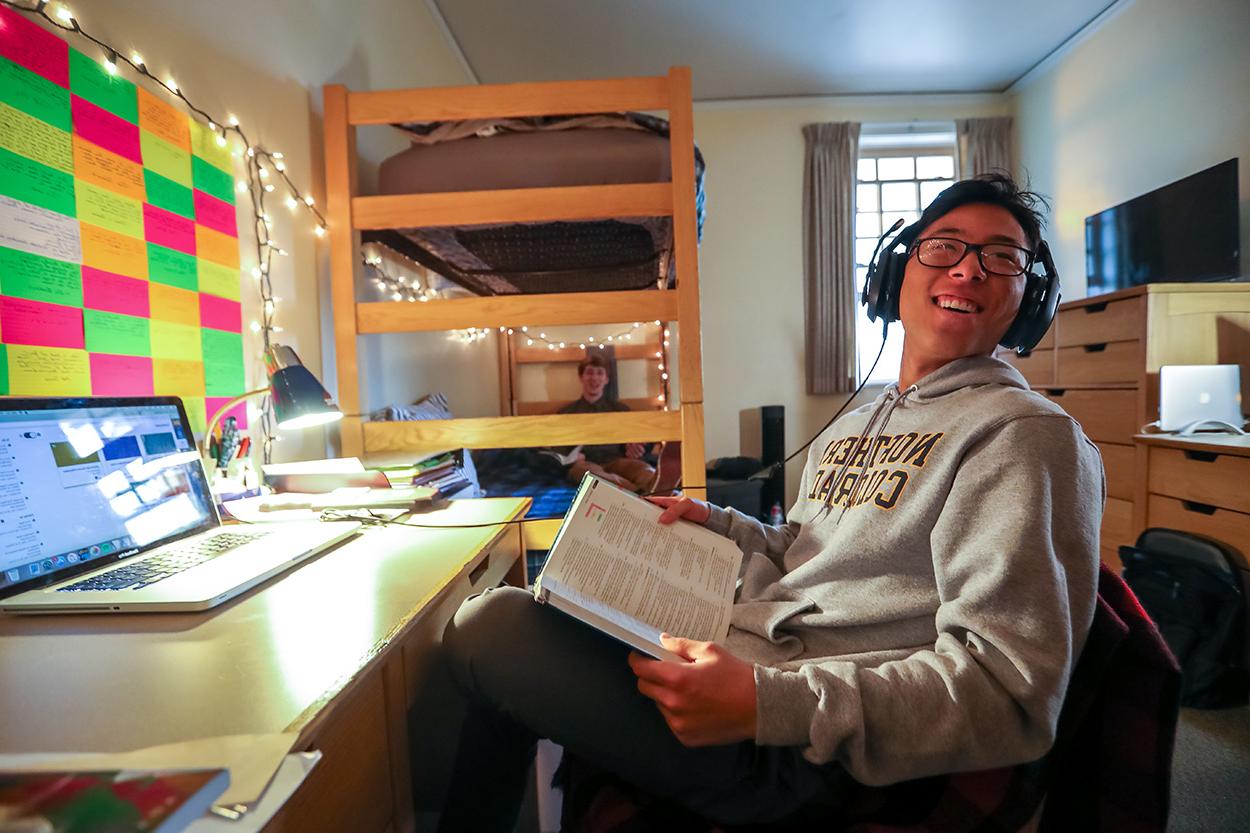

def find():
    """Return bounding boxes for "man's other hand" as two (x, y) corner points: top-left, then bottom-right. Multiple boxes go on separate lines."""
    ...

(625, 442), (645, 459)
(629, 636), (757, 746)
(647, 495), (711, 525)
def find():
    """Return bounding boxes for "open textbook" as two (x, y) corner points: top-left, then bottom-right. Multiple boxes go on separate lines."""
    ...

(534, 474), (744, 661)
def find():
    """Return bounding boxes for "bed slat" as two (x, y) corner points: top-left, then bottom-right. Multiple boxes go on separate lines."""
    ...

(364, 411), (682, 454)
(357, 290), (678, 333)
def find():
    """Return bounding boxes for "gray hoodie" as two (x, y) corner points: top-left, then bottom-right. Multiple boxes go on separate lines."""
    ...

(704, 355), (1104, 786)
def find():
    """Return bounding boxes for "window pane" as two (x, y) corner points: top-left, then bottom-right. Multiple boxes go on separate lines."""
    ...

(920, 179), (954, 207)
(855, 237), (878, 266)
(857, 304), (905, 383)
(880, 182), (918, 211)
(856, 183), (879, 211)
(856, 212), (880, 238)
(876, 157), (914, 180)
(882, 211), (919, 232)
(857, 158), (877, 181)
(916, 155), (955, 180)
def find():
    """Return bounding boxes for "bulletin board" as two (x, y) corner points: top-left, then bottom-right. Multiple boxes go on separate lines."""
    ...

(0, 6), (246, 434)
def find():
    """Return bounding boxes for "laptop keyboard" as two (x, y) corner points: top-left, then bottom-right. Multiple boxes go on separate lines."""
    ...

(58, 530), (271, 592)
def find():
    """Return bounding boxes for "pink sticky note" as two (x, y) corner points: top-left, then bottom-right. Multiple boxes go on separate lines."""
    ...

(206, 396), (248, 430)
(0, 6), (69, 88)
(199, 293), (242, 333)
(82, 267), (150, 318)
(0, 296), (84, 349)
(90, 353), (154, 396)
(143, 204), (196, 255)
(72, 96), (142, 165)
(193, 190), (238, 238)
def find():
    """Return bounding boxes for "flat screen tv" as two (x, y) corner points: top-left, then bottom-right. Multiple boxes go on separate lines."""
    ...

(1085, 158), (1241, 294)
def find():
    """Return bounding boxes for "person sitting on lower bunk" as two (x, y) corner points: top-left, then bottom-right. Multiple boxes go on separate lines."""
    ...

(433, 173), (1105, 831)
(557, 352), (657, 494)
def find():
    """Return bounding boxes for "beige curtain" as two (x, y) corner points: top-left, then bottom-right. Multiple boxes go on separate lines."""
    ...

(802, 121), (860, 395)
(956, 117), (1014, 178)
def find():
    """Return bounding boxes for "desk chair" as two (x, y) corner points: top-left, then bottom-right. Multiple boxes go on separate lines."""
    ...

(558, 564), (1182, 833)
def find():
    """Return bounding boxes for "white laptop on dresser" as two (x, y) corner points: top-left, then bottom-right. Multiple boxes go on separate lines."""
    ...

(0, 396), (359, 614)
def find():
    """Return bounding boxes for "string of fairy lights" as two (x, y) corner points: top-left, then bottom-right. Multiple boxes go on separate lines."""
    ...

(5, 0), (328, 462)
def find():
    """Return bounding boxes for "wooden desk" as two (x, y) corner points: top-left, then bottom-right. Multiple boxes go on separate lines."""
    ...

(0, 498), (530, 833)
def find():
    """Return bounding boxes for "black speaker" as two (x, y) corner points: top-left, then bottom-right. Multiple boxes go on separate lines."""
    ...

(760, 405), (784, 517)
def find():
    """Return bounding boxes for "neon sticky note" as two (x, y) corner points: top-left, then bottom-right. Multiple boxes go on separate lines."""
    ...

(83, 308), (150, 356)
(90, 352), (153, 396)
(199, 294), (242, 333)
(82, 266), (148, 317)
(80, 222), (146, 279)
(150, 319), (201, 361)
(0, 295), (84, 349)
(153, 357), (205, 396)
(72, 95), (141, 164)
(194, 190), (237, 238)
(77, 180), (143, 239)
(197, 260), (240, 301)
(191, 156), (234, 205)
(203, 329), (244, 396)
(194, 224), (239, 269)
(137, 88), (189, 150)
(68, 49), (137, 124)
(0, 194), (81, 262)
(0, 343), (8, 394)
(139, 129), (191, 187)
(188, 119), (232, 173)
(147, 242), (197, 291)
(143, 169), (193, 218)
(73, 135), (145, 202)
(0, 246), (81, 306)
(204, 396), (248, 431)
(150, 282), (200, 326)
(184, 396), (208, 435)
(0, 6), (68, 88)
(0, 100), (72, 173)
(0, 144), (75, 216)
(0, 56), (70, 131)
(143, 203), (196, 255)
(7, 344), (90, 396)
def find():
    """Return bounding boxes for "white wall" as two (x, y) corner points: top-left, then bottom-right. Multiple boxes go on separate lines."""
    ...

(1012, 0), (1250, 299)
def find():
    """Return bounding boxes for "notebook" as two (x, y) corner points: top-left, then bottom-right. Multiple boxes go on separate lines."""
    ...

(0, 397), (359, 615)
(1158, 365), (1246, 434)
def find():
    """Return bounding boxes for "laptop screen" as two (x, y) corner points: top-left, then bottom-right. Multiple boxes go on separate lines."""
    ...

(0, 397), (217, 595)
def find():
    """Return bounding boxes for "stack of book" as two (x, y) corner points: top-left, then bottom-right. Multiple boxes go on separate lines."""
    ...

(377, 451), (474, 498)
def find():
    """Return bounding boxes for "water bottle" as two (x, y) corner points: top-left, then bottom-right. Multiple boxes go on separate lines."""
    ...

(768, 502), (784, 525)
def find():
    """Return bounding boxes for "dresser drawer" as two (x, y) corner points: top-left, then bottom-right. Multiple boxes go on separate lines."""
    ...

(1002, 348), (1054, 385)
(1148, 446), (1250, 515)
(1096, 442), (1135, 501)
(1145, 494), (1250, 563)
(1056, 340), (1141, 384)
(1100, 496), (1135, 570)
(1057, 295), (1144, 347)
(1041, 388), (1138, 445)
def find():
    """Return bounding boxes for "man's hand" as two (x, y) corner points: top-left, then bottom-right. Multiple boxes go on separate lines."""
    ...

(628, 636), (757, 746)
(647, 495), (711, 525)
(625, 442), (645, 459)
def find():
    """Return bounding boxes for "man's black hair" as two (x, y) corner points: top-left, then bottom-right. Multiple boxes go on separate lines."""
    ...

(913, 172), (1050, 251)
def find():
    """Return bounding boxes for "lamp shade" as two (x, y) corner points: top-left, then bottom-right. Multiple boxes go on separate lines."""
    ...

(265, 344), (343, 430)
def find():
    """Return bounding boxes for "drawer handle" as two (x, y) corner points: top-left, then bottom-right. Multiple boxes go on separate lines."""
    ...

(1044, 388), (1067, 397)
(468, 555), (490, 586)
(1183, 450), (1220, 463)
(1083, 302), (1108, 314)
(1082, 343), (1108, 353)
(1180, 500), (1217, 516)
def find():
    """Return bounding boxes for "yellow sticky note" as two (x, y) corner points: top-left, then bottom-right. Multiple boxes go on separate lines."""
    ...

(197, 259), (241, 301)
(188, 118), (233, 173)
(183, 396), (207, 435)
(150, 318), (202, 361)
(195, 224), (240, 269)
(7, 345), (91, 395)
(76, 181), (143, 239)
(140, 129), (191, 188)
(80, 222), (148, 279)
(74, 135), (146, 203)
(149, 282), (200, 326)
(153, 357), (205, 396)
(137, 88), (190, 151)
(0, 101), (72, 173)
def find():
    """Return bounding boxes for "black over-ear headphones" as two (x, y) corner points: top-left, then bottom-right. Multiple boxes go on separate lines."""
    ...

(860, 221), (1061, 353)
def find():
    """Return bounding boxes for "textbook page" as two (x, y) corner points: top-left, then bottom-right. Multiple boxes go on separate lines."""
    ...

(535, 475), (743, 659)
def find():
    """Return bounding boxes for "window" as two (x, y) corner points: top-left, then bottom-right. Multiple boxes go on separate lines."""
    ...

(854, 128), (956, 384)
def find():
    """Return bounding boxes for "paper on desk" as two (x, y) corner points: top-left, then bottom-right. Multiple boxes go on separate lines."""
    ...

(0, 732), (298, 806)
(261, 457), (366, 475)
(187, 751), (322, 832)
(222, 492), (409, 524)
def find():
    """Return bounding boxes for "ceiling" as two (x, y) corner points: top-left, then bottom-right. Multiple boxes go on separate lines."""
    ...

(432, 0), (1123, 99)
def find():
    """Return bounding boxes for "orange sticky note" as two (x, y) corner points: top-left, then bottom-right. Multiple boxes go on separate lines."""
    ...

(73, 135), (146, 203)
(80, 222), (148, 280)
(137, 87), (190, 151)
(195, 223), (240, 269)
(149, 282), (200, 326)
(153, 357), (205, 396)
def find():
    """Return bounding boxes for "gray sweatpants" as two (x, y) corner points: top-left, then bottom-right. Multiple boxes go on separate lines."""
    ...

(436, 586), (846, 832)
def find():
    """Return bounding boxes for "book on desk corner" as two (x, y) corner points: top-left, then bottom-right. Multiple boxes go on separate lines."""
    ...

(0, 767), (228, 833)
(533, 474), (744, 662)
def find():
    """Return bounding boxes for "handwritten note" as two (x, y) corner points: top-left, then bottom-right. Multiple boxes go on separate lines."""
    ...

(82, 266), (148, 317)
(0, 295), (83, 349)
(68, 49), (137, 124)
(138, 87), (188, 150)
(0, 101), (72, 173)
(139, 128), (191, 187)
(90, 352), (153, 396)
(203, 329), (244, 395)
(193, 189), (237, 237)
(76, 180), (143, 239)
(83, 308), (150, 356)
(0, 246), (81, 306)
(80, 222), (146, 278)
(72, 95), (141, 164)
(199, 293), (241, 333)
(0, 195), (81, 262)
(153, 356), (204, 396)
(150, 318), (201, 361)
(197, 259), (240, 301)
(0, 5), (69, 88)
(191, 155), (234, 204)
(74, 135), (145, 202)
(7, 344), (91, 395)
(205, 361), (246, 397)
(195, 223), (239, 269)
(0, 144), (75, 216)
(143, 169), (192, 218)
(149, 281), (200, 326)
(147, 242), (197, 291)
(0, 55), (70, 131)
(143, 202), (195, 254)
(188, 118), (232, 173)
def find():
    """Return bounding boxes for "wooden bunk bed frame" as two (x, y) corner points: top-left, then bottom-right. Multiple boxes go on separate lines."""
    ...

(322, 68), (707, 534)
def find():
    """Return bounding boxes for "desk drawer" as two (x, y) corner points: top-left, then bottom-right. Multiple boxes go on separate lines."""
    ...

(1041, 388), (1138, 445)
(1146, 494), (1250, 564)
(1100, 496), (1135, 570)
(1148, 446), (1250, 515)
(1097, 442), (1135, 501)
(1058, 295), (1144, 347)
(1056, 341), (1141, 384)
(1002, 348), (1054, 385)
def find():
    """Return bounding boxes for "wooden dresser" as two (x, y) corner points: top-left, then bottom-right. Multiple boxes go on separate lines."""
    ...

(996, 282), (1250, 568)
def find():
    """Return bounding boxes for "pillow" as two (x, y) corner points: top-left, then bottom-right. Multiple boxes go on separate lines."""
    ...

(371, 392), (453, 422)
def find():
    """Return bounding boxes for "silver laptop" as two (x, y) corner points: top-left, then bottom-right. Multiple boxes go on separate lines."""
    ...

(0, 397), (359, 614)
(1158, 365), (1246, 434)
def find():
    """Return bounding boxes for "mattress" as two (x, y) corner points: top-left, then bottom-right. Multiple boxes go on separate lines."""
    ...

(371, 113), (705, 296)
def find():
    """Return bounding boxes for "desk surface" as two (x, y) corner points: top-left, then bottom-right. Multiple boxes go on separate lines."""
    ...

(0, 498), (529, 755)
(1133, 433), (1250, 456)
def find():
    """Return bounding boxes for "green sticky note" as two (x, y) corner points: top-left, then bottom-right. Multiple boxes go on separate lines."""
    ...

(84, 309), (151, 356)
(76, 180), (143, 238)
(197, 259), (240, 301)
(0, 56), (70, 131)
(151, 318), (202, 361)
(0, 145), (75, 217)
(143, 169), (194, 218)
(68, 49), (138, 124)
(0, 246), (82, 306)
(148, 243), (198, 291)
(140, 129), (191, 188)
(191, 155), (235, 205)
(0, 101), (72, 173)
(0, 343), (8, 395)
(203, 329), (244, 395)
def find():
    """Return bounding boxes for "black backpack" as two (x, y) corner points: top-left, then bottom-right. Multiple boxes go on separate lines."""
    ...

(1120, 528), (1249, 709)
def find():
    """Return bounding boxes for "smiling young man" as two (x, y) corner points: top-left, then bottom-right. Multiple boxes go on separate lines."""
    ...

(556, 353), (656, 493)
(434, 174), (1104, 830)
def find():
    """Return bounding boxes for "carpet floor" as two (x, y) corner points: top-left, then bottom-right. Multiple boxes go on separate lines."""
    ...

(1169, 705), (1250, 831)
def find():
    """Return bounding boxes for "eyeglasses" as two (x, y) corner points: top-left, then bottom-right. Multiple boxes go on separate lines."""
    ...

(912, 237), (1033, 277)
